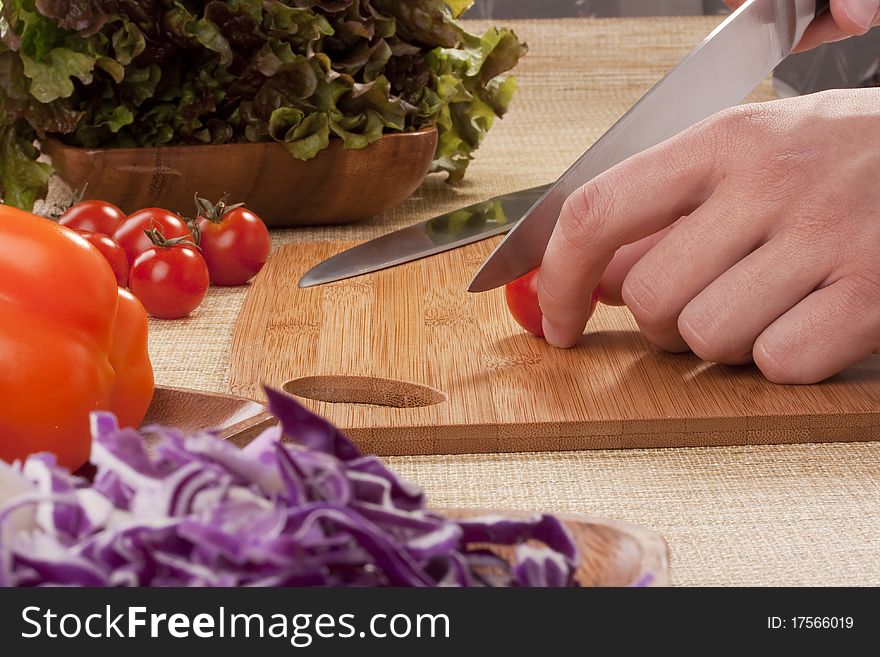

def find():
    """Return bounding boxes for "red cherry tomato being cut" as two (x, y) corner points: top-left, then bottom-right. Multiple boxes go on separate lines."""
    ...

(194, 196), (271, 286)
(77, 230), (129, 287)
(505, 268), (599, 338)
(114, 208), (192, 265)
(58, 200), (125, 235)
(129, 244), (209, 320)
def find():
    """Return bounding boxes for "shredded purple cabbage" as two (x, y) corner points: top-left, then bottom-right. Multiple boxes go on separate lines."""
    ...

(0, 387), (586, 587)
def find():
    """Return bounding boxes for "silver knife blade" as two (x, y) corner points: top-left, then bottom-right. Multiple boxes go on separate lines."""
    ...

(298, 185), (550, 288)
(468, 0), (819, 292)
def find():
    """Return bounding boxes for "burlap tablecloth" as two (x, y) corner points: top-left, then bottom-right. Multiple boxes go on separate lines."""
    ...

(147, 17), (880, 586)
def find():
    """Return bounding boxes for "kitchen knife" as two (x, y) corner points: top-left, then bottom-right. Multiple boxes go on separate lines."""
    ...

(468, 0), (829, 293)
(298, 184), (549, 288)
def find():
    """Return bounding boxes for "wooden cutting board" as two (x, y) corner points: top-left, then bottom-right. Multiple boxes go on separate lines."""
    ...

(230, 240), (880, 454)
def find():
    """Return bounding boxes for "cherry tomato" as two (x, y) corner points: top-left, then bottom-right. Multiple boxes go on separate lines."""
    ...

(113, 208), (192, 265)
(196, 201), (271, 286)
(77, 230), (129, 287)
(58, 200), (125, 235)
(505, 268), (599, 338)
(129, 245), (210, 319)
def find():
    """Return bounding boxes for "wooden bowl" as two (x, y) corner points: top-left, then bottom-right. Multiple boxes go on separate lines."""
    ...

(442, 508), (669, 587)
(43, 127), (438, 227)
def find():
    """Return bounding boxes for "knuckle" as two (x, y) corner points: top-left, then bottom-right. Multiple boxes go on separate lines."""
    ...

(678, 312), (737, 364)
(557, 180), (614, 252)
(753, 338), (801, 384)
(704, 103), (795, 172)
(622, 270), (673, 333)
(707, 103), (776, 164)
(756, 149), (813, 199)
(783, 214), (828, 245)
(536, 269), (568, 312)
(845, 269), (880, 313)
(716, 103), (772, 136)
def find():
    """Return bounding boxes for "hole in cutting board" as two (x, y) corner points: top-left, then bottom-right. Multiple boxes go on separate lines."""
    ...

(284, 375), (446, 408)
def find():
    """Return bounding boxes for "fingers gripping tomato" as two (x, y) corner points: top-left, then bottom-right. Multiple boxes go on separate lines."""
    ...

(0, 205), (154, 470)
(504, 269), (546, 337)
(505, 268), (599, 339)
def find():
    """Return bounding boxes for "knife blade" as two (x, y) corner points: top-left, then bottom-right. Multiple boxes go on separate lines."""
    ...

(468, 0), (827, 293)
(298, 185), (550, 288)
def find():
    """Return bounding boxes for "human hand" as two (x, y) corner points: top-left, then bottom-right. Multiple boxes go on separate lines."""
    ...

(724, 0), (880, 51)
(536, 89), (880, 383)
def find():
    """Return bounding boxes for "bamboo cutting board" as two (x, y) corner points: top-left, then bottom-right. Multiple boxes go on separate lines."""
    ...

(229, 241), (880, 454)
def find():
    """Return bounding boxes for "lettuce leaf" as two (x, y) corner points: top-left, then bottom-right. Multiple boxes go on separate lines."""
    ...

(0, 0), (526, 209)
(34, 0), (108, 37)
(0, 116), (52, 209)
(426, 26), (525, 181)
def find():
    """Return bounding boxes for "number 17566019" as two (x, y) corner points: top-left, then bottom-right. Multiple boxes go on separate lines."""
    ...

(768, 617), (854, 630)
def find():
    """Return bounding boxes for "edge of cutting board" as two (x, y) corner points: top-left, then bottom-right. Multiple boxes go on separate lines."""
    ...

(334, 416), (879, 455)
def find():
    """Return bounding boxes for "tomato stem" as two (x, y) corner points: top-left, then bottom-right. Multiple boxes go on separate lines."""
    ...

(142, 221), (199, 251)
(193, 192), (245, 225)
(185, 213), (202, 247)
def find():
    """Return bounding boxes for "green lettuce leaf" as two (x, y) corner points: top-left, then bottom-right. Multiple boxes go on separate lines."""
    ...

(111, 21), (145, 66)
(425, 25), (526, 181)
(0, 116), (52, 209)
(269, 106), (330, 159)
(442, 0), (473, 19)
(21, 47), (95, 102)
(371, 0), (461, 48)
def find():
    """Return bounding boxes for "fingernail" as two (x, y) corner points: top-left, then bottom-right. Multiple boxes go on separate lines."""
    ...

(845, 0), (879, 30)
(542, 317), (566, 348)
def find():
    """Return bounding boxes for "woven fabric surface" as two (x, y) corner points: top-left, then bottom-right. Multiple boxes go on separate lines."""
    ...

(141, 17), (880, 586)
